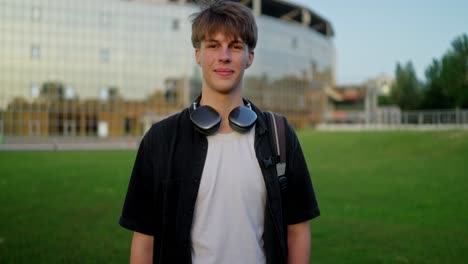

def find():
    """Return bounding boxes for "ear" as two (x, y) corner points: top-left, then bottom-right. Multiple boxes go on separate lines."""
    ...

(246, 50), (254, 69)
(195, 48), (201, 65)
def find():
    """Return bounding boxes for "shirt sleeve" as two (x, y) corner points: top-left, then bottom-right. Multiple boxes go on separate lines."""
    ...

(284, 120), (320, 225)
(119, 131), (158, 236)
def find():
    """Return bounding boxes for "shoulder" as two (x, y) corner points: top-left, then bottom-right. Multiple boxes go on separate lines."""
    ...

(141, 108), (190, 147)
(262, 110), (297, 138)
(149, 109), (189, 134)
(267, 112), (300, 152)
(282, 116), (301, 152)
(247, 99), (299, 144)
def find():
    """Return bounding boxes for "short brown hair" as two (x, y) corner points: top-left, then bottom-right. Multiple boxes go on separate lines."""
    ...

(191, 0), (258, 51)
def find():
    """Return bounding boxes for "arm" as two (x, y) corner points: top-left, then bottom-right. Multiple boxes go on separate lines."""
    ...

(280, 119), (319, 263)
(287, 221), (311, 264)
(130, 232), (154, 264)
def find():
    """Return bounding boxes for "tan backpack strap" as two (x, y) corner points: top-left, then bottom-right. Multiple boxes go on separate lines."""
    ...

(267, 112), (287, 177)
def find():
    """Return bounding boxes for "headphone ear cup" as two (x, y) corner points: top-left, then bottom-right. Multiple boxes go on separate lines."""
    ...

(190, 105), (221, 135)
(228, 106), (257, 133)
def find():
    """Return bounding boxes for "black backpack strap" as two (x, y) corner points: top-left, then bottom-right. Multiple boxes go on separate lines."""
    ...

(266, 112), (288, 191)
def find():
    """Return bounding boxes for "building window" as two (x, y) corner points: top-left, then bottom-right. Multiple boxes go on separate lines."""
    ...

(31, 84), (40, 98)
(172, 19), (179, 31)
(29, 120), (41, 136)
(292, 37), (298, 49)
(31, 6), (42, 21)
(124, 118), (136, 135)
(65, 85), (75, 100)
(99, 48), (110, 62)
(31, 45), (41, 59)
(99, 87), (109, 101)
(63, 120), (77, 136)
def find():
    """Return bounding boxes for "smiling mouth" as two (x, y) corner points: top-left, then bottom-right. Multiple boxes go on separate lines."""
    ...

(214, 69), (234, 76)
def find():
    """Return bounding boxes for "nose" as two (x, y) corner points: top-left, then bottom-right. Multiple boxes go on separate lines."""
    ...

(218, 46), (231, 63)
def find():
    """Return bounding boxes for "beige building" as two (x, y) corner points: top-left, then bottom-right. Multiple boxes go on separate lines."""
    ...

(0, 0), (336, 138)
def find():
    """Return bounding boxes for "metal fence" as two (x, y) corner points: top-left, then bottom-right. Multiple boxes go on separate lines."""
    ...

(319, 108), (468, 131)
(401, 109), (468, 125)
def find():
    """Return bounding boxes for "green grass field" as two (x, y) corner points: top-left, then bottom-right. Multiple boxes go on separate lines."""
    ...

(1, 131), (468, 263)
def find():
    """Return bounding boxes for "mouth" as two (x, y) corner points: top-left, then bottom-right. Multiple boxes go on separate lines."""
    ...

(214, 68), (234, 76)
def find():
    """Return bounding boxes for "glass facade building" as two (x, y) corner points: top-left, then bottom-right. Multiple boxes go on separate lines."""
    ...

(0, 0), (335, 138)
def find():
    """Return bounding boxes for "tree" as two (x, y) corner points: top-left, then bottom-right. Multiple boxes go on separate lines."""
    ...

(378, 95), (392, 106)
(390, 61), (422, 110)
(422, 34), (468, 108)
(421, 59), (453, 109)
(444, 34), (468, 108)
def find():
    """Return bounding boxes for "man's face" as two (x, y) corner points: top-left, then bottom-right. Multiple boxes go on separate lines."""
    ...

(195, 32), (254, 95)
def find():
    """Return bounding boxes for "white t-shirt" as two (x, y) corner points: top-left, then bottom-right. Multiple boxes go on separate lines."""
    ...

(191, 127), (267, 264)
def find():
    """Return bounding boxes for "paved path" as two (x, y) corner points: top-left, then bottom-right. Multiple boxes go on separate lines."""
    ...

(0, 138), (140, 151)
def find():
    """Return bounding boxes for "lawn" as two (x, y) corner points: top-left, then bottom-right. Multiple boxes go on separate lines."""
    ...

(1, 131), (468, 263)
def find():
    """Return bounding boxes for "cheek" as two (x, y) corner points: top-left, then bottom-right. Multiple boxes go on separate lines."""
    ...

(203, 53), (216, 65)
(237, 54), (250, 68)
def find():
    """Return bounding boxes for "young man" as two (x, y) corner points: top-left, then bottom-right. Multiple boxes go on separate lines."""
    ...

(119, 1), (320, 263)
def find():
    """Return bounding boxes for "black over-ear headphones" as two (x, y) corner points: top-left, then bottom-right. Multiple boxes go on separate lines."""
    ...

(190, 97), (257, 136)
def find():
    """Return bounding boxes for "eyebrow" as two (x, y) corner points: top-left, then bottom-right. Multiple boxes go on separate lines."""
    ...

(231, 40), (244, 45)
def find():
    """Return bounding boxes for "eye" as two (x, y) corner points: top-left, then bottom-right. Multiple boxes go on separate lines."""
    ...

(232, 45), (244, 50)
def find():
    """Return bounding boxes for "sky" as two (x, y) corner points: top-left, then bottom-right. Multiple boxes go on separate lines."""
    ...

(290, 0), (468, 85)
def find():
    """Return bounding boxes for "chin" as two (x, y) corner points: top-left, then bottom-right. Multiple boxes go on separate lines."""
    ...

(209, 81), (241, 94)
(212, 87), (237, 95)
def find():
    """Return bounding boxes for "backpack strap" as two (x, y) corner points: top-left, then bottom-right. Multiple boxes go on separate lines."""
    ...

(266, 112), (288, 191)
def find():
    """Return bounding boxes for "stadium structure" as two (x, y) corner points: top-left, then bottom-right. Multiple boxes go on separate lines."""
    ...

(0, 0), (336, 139)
